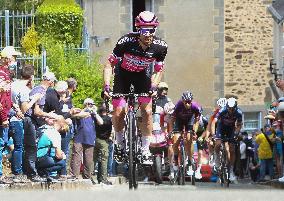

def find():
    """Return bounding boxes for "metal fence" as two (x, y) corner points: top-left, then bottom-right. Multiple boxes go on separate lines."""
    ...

(0, 10), (34, 48)
(0, 9), (90, 79)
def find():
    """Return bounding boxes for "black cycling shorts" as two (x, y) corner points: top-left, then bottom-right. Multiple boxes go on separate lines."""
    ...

(113, 67), (151, 94)
(173, 118), (193, 133)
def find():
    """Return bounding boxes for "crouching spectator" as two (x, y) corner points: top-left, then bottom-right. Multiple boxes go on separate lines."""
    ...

(70, 98), (103, 180)
(93, 104), (113, 185)
(36, 117), (69, 182)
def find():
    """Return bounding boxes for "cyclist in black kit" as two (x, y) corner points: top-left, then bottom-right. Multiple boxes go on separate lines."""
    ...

(103, 11), (168, 164)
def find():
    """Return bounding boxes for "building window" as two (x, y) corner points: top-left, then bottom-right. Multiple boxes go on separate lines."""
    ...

(243, 112), (261, 131)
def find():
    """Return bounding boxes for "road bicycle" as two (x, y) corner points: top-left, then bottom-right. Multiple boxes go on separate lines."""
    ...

(106, 85), (150, 189)
(170, 131), (196, 186)
(218, 138), (230, 187)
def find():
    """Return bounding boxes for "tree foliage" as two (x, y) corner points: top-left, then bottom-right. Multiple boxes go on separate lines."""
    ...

(35, 0), (83, 45)
(41, 37), (103, 107)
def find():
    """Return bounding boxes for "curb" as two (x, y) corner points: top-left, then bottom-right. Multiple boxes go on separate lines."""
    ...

(257, 179), (284, 189)
(0, 176), (127, 190)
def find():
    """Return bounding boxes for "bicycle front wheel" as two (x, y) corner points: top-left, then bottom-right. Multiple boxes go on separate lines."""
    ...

(178, 146), (186, 185)
(127, 110), (138, 190)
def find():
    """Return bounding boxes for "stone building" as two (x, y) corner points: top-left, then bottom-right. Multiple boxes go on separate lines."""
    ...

(81, 0), (275, 131)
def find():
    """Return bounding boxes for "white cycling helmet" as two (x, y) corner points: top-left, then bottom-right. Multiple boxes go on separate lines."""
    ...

(216, 98), (227, 108)
(164, 102), (175, 115)
(226, 97), (237, 109)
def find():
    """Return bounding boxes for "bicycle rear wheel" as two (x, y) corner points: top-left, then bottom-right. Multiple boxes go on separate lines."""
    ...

(127, 110), (138, 190)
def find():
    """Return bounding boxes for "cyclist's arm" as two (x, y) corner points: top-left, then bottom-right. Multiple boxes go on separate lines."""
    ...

(103, 62), (114, 87)
(168, 115), (176, 133)
(235, 121), (242, 133)
(151, 71), (163, 88)
(211, 117), (217, 135)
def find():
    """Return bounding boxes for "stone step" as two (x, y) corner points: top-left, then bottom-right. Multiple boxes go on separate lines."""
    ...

(0, 176), (128, 190)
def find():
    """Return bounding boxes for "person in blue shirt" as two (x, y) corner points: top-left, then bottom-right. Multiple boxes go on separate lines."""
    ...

(70, 98), (103, 180)
(36, 117), (69, 182)
(211, 97), (242, 182)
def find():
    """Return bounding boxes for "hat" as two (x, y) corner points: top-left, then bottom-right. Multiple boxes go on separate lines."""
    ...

(83, 98), (94, 105)
(54, 81), (68, 92)
(42, 72), (57, 82)
(0, 46), (21, 58)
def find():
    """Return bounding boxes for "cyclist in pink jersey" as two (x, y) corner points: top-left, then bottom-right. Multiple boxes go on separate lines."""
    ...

(103, 11), (168, 164)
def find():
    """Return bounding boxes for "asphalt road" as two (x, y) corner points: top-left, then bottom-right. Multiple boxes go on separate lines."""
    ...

(1, 180), (283, 201)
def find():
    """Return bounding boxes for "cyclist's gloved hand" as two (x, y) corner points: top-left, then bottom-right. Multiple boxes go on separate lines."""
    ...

(149, 84), (158, 96)
(101, 84), (111, 99)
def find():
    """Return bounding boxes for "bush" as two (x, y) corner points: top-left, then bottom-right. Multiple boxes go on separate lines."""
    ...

(21, 24), (40, 56)
(42, 37), (103, 107)
(35, 0), (83, 45)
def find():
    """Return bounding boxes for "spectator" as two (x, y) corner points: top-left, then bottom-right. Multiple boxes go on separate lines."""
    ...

(24, 71), (61, 182)
(0, 46), (20, 184)
(10, 64), (40, 183)
(44, 80), (81, 178)
(272, 120), (283, 178)
(239, 137), (247, 179)
(36, 117), (69, 182)
(60, 78), (78, 175)
(93, 104), (113, 185)
(70, 98), (103, 180)
(255, 129), (274, 181)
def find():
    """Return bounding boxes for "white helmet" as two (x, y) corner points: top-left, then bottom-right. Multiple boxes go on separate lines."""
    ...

(164, 102), (175, 115)
(226, 97), (237, 109)
(216, 98), (227, 108)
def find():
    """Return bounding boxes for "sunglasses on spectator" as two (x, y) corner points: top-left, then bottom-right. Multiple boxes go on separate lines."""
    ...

(138, 28), (156, 36)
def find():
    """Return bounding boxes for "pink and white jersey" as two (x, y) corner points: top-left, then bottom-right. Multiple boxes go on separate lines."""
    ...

(108, 32), (168, 72)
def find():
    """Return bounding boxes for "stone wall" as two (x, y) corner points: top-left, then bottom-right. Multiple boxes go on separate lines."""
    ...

(224, 0), (274, 105)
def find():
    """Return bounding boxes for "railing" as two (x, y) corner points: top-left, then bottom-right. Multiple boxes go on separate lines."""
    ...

(0, 10), (34, 48)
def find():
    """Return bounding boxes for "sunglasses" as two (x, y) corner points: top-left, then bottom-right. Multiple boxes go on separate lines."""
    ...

(183, 100), (192, 104)
(138, 28), (156, 36)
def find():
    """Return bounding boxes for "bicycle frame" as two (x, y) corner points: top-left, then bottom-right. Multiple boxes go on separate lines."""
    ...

(219, 139), (230, 187)
(106, 85), (150, 190)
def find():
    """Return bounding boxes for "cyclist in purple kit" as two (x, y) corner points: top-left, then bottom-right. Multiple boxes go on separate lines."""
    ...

(168, 91), (201, 178)
(211, 97), (243, 182)
(103, 11), (168, 164)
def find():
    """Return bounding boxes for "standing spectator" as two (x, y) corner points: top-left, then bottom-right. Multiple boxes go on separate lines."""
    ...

(24, 71), (61, 182)
(255, 129), (274, 181)
(93, 104), (113, 185)
(44, 80), (82, 178)
(10, 64), (41, 183)
(272, 120), (283, 178)
(239, 137), (247, 179)
(70, 98), (103, 180)
(60, 78), (78, 174)
(0, 46), (20, 184)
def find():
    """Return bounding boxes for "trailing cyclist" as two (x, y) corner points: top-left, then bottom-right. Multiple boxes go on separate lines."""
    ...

(154, 82), (173, 132)
(211, 97), (242, 182)
(204, 98), (227, 165)
(168, 91), (202, 179)
(103, 11), (168, 164)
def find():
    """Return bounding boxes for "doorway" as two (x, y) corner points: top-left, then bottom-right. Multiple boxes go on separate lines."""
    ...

(132, 0), (153, 31)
